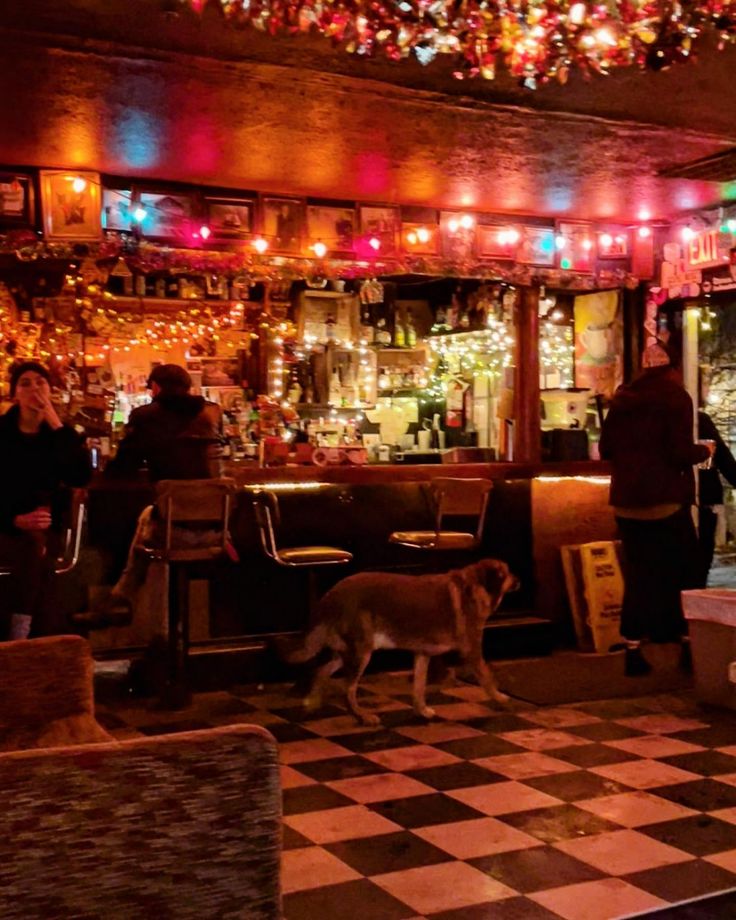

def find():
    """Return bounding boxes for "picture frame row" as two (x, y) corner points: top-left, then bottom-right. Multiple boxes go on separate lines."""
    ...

(0, 168), (628, 266)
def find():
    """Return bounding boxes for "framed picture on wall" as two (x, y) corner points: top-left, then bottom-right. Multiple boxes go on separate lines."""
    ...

(359, 205), (400, 255)
(556, 220), (595, 272)
(517, 226), (556, 266)
(40, 170), (101, 240)
(102, 188), (132, 232)
(477, 224), (518, 260)
(307, 203), (356, 255)
(206, 197), (254, 239)
(401, 222), (438, 255)
(0, 172), (33, 225)
(262, 196), (303, 254)
(134, 190), (195, 241)
(440, 211), (476, 260)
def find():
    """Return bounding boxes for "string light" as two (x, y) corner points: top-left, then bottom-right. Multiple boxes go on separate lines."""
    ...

(192, 1), (736, 84)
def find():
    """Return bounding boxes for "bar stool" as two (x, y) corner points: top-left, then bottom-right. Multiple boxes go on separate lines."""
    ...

(142, 477), (236, 707)
(251, 489), (352, 616)
(389, 477), (493, 551)
(0, 488), (87, 579)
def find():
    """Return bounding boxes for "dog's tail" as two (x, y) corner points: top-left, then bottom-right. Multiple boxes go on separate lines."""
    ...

(274, 622), (330, 663)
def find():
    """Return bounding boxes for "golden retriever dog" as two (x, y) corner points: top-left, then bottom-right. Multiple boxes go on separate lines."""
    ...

(280, 558), (520, 725)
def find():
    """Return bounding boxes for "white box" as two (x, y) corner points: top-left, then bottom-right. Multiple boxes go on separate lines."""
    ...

(683, 589), (736, 709)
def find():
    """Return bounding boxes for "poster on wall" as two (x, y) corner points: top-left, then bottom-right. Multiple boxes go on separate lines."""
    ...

(0, 173), (33, 224)
(573, 290), (623, 398)
(40, 170), (101, 240)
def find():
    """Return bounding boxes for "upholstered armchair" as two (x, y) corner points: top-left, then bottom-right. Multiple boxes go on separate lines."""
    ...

(0, 636), (282, 920)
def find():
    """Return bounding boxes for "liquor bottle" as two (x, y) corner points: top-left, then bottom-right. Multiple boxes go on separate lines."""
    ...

(325, 312), (336, 342)
(430, 413), (442, 449)
(393, 313), (406, 348)
(328, 369), (342, 406)
(405, 309), (417, 348)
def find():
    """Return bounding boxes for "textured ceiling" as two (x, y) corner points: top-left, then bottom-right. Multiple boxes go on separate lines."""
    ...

(1, 0), (735, 221)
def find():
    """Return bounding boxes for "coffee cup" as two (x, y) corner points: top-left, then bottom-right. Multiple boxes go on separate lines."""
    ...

(417, 429), (431, 451)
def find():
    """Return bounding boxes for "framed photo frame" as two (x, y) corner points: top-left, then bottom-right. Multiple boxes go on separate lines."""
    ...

(556, 220), (595, 271)
(440, 211), (476, 260)
(40, 170), (101, 240)
(401, 222), (438, 255)
(517, 226), (556, 266)
(306, 204), (356, 255)
(206, 197), (254, 240)
(0, 172), (33, 225)
(359, 205), (400, 255)
(262, 196), (303, 254)
(597, 230), (629, 259)
(477, 224), (518, 260)
(134, 190), (195, 241)
(102, 188), (132, 232)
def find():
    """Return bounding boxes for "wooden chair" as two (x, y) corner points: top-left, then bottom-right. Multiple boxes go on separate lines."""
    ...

(389, 477), (493, 551)
(142, 477), (236, 706)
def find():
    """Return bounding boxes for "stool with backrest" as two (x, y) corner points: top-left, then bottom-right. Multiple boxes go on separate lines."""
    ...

(389, 477), (493, 551)
(142, 477), (236, 707)
(251, 489), (352, 619)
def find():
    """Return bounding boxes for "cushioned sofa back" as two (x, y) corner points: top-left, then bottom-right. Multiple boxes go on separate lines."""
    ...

(0, 724), (281, 919)
(0, 635), (112, 751)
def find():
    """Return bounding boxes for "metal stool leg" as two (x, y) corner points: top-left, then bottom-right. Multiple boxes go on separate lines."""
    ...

(157, 562), (192, 709)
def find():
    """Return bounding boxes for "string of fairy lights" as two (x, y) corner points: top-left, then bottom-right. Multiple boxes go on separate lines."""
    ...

(192, 0), (736, 85)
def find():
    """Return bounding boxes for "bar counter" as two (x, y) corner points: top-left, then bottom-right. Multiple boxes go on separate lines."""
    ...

(82, 460), (616, 653)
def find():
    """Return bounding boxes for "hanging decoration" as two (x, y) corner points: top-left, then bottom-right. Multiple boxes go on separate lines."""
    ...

(192, 1), (736, 85)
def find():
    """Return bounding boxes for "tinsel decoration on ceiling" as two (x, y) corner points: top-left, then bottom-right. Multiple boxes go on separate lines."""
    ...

(189, 0), (736, 86)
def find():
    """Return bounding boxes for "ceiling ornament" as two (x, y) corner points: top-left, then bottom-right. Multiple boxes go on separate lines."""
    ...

(191, 1), (736, 86)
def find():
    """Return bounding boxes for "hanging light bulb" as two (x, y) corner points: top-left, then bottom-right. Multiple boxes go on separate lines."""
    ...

(312, 241), (327, 258)
(199, 225), (211, 241)
(368, 236), (381, 251)
(252, 237), (269, 253)
(71, 176), (87, 193)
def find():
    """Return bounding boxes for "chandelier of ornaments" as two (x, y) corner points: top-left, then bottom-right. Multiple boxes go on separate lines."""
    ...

(190, 1), (736, 85)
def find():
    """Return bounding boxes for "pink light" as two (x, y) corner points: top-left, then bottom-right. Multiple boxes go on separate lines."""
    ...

(638, 208), (651, 222)
(199, 225), (211, 241)
(368, 236), (381, 251)
(638, 226), (651, 239)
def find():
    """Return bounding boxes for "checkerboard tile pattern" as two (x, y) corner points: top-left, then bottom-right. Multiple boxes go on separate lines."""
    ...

(98, 677), (736, 919)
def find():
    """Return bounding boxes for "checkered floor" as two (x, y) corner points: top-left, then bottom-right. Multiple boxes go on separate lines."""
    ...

(98, 673), (736, 919)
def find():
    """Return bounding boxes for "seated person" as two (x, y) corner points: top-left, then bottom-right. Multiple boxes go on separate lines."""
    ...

(0, 361), (92, 640)
(80, 364), (224, 627)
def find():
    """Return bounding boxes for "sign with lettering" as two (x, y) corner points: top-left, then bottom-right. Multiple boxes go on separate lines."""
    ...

(685, 228), (731, 270)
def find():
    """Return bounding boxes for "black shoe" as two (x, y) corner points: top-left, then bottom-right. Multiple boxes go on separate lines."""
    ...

(624, 646), (652, 677)
(72, 597), (133, 630)
(679, 642), (693, 674)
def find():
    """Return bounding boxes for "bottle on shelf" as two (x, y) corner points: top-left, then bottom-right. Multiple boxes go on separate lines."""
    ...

(374, 317), (391, 347)
(430, 413), (442, 449)
(328, 368), (342, 406)
(393, 313), (406, 348)
(325, 312), (336, 342)
(405, 309), (417, 348)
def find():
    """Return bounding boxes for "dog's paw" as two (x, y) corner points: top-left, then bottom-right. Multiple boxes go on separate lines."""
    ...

(359, 712), (382, 727)
(415, 706), (436, 720)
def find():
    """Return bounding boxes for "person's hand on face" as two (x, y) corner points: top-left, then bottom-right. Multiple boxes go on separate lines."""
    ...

(15, 371), (62, 429)
(13, 507), (52, 531)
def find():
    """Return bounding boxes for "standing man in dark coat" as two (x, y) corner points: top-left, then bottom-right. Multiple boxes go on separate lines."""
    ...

(600, 343), (710, 675)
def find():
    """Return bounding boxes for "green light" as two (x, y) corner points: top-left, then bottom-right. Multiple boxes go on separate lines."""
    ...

(560, 257), (572, 270)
